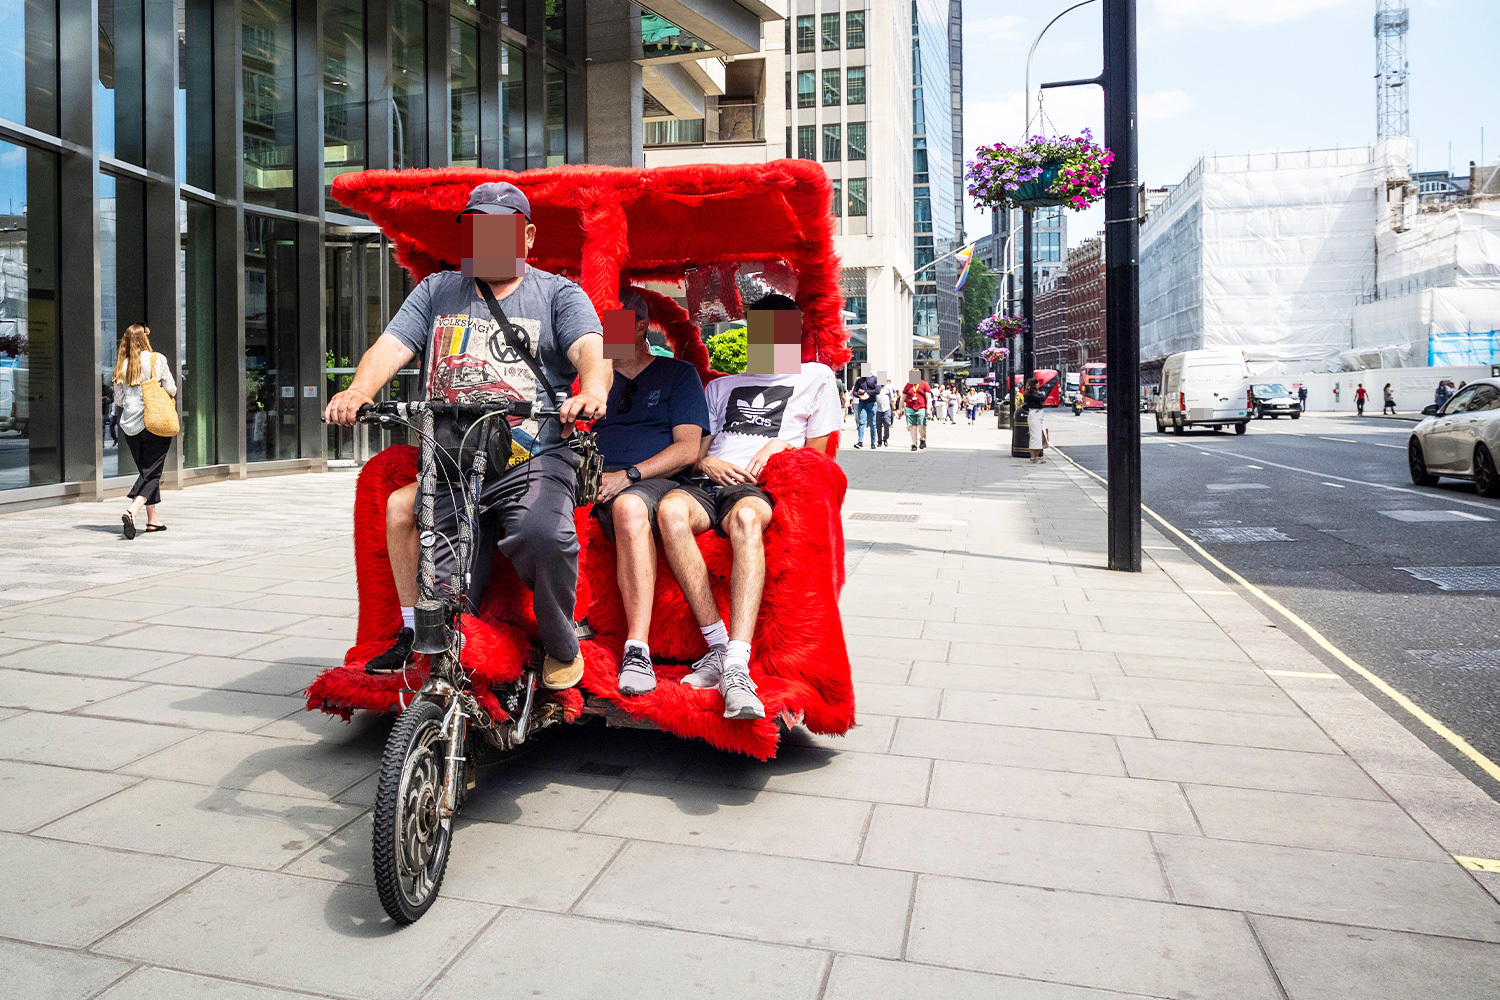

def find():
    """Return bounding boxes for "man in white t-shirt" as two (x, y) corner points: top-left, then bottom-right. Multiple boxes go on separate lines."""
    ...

(654, 294), (843, 720)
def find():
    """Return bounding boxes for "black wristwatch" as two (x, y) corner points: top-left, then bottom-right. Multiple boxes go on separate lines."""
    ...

(625, 466), (642, 483)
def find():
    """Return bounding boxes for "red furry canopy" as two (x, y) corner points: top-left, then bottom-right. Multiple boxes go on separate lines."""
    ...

(330, 161), (850, 368)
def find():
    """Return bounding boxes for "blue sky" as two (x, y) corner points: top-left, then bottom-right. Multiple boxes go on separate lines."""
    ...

(961, 0), (1500, 245)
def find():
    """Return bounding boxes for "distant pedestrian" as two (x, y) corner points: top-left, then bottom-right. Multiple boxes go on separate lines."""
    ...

(111, 323), (177, 539)
(851, 372), (879, 449)
(902, 370), (931, 451)
(1297, 385), (1308, 409)
(946, 388), (960, 424)
(1436, 381), (1450, 409)
(1383, 383), (1396, 415)
(1024, 378), (1047, 464)
(876, 378), (894, 447)
(1355, 383), (1367, 416)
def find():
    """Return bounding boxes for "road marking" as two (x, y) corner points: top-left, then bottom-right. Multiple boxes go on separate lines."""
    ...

(1246, 465), (1264, 470)
(1456, 856), (1500, 874)
(1322, 482), (1346, 489)
(1053, 446), (1500, 787)
(1208, 448), (1500, 513)
(1450, 510), (1493, 521)
(1265, 670), (1340, 679)
(1319, 436), (1359, 444)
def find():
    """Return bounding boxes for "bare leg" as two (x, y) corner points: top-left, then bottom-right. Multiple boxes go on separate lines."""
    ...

(387, 482), (420, 607)
(125, 495), (147, 518)
(908, 419), (919, 447)
(610, 495), (656, 643)
(656, 492), (717, 627)
(723, 497), (773, 644)
(145, 503), (162, 526)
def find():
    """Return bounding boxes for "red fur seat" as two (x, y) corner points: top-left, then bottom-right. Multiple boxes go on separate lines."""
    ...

(305, 442), (854, 759)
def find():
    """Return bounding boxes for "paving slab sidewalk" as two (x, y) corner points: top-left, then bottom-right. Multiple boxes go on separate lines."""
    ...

(1, 424), (1499, 999)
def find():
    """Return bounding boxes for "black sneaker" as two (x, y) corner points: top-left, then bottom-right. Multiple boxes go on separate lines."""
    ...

(365, 627), (415, 674)
(919, 439), (927, 449)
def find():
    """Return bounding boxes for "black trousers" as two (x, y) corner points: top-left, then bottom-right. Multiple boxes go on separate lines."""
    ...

(123, 430), (172, 505)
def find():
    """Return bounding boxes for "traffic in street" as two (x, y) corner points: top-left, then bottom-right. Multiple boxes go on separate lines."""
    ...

(1055, 410), (1500, 798)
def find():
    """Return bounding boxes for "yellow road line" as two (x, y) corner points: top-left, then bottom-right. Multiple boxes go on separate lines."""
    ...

(1455, 856), (1500, 874)
(1054, 447), (1500, 785)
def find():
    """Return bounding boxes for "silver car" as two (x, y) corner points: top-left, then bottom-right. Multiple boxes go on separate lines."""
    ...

(1408, 378), (1500, 496)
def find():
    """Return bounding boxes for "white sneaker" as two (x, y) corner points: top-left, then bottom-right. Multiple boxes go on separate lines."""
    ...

(681, 645), (725, 689)
(720, 666), (765, 720)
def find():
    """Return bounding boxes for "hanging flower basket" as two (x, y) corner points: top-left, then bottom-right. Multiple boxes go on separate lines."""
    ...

(966, 131), (1114, 211)
(981, 345), (1010, 363)
(978, 314), (1026, 342)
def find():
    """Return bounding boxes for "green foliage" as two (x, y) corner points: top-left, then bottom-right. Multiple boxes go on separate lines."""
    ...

(707, 325), (748, 374)
(961, 258), (998, 351)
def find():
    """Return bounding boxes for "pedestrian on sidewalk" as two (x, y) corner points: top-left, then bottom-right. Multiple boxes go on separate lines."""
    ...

(1355, 383), (1368, 416)
(1383, 383), (1396, 415)
(945, 387), (960, 424)
(851, 371), (879, 449)
(902, 370), (931, 451)
(1297, 384), (1308, 410)
(1436, 381), (1451, 409)
(1024, 377), (1047, 464)
(111, 324), (177, 539)
(875, 378), (894, 447)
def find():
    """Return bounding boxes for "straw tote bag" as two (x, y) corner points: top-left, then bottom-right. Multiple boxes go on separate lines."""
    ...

(141, 353), (180, 438)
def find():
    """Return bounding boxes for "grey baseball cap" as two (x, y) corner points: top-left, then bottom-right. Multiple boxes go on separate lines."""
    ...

(457, 181), (531, 222)
(620, 288), (650, 323)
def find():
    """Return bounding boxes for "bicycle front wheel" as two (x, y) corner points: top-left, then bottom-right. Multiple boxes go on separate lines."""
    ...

(372, 698), (453, 924)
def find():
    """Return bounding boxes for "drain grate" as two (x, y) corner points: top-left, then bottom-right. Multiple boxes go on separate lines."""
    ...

(1395, 566), (1500, 591)
(1407, 649), (1500, 670)
(848, 512), (920, 522)
(1379, 509), (1493, 523)
(1189, 526), (1295, 543)
(577, 762), (630, 777)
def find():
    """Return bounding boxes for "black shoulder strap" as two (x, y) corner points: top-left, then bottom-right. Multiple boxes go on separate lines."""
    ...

(474, 278), (560, 402)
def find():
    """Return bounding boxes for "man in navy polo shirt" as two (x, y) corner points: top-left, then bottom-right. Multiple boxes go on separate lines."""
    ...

(590, 288), (710, 696)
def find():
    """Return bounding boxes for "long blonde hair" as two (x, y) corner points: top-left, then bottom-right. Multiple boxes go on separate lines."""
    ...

(112, 324), (154, 386)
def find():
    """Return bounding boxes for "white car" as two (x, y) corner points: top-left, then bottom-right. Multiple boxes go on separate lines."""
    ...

(1408, 378), (1500, 496)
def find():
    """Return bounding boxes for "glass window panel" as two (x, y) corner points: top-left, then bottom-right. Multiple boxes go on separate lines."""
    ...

(845, 295), (866, 324)
(822, 123), (840, 162)
(640, 9), (713, 59)
(545, 64), (566, 166)
(391, 0), (427, 170)
(795, 15), (813, 53)
(99, 0), (145, 164)
(796, 70), (814, 109)
(179, 199), (216, 467)
(847, 121), (866, 160)
(324, 0), (366, 209)
(796, 124), (814, 160)
(643, 118), (704, 144)
(0, 141), (60, 490)
(99, 172), (146, 479)
(846, 66), (865, 105)
(847, 177), (867, 216)
(821, 68), (839, 106)
(243, 0), (296, 211)
(821, 12), (839, 50)
(545, 0), (564, 51)
(244, 214), (298, 462)
(784, 71), (790, 110)
(0, 0), (59, 133)
(450, 18), (479, 166)
(502, 43), (525, 169)
(178, 0), (214, 190)
(830, 179), (841, 217)
(845, 10), (865, 49)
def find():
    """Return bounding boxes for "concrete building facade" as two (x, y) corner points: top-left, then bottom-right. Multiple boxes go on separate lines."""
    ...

(1065, 235), (1106, 368)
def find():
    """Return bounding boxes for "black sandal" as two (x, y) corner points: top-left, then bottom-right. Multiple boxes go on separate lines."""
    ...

(121, 514), (136, 540)
(144, 524), (168, 532)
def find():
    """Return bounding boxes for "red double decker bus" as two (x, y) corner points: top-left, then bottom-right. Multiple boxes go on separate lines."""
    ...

(1012, 370), (1063, 406)
(1080, 362), (1107, 409)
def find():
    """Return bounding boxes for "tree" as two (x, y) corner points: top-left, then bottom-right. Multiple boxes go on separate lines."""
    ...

(961, 258), (998, 352)
(707, 324), (747, 373)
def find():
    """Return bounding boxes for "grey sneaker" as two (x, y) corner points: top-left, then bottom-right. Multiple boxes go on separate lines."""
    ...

(681, 645), (726, 689)
(720, 666), (765, 720)
(617, 646), (656, 696)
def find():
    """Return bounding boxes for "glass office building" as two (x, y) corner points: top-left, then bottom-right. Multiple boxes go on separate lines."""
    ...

(0, 0), (587, 507)
(911, 0), (959, 362)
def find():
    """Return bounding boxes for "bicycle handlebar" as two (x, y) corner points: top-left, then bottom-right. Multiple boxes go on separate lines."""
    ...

(355, 399), (545, 426)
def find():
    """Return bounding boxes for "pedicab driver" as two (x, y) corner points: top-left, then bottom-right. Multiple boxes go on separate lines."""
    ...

(653, 294), (843, 719)
(324, 181), (610, 692)
(589, 288), (711, 697)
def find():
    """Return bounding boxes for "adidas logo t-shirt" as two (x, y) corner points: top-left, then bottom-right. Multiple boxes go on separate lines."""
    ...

(704, 362), (844, 468)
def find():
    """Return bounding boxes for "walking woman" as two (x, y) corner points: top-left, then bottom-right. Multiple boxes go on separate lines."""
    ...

(1383, 383), (1397, 415)
(111, 324), (176, 539)
(1024, 377), (1047, 464)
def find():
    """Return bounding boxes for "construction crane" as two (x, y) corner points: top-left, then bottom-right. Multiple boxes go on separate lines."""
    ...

(1375, 0), (1410, 140)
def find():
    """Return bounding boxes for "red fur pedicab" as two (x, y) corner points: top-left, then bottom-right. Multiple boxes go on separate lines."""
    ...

(305, 161), (855, 922)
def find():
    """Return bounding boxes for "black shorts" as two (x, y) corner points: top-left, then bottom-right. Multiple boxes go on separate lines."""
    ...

(669, 479), (776, 536)
(593, 476), (690, 540)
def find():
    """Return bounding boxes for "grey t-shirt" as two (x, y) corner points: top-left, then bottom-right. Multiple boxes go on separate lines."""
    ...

(385, 267), (601, 454)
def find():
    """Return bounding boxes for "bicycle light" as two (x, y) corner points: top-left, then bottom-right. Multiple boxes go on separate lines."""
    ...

(412, 600), (450, 654)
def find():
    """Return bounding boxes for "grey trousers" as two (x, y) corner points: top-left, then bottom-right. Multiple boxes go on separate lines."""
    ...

(429, 450), (580, 662)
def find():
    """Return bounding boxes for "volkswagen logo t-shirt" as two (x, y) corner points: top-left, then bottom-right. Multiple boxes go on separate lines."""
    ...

(703, 361), (844, 467)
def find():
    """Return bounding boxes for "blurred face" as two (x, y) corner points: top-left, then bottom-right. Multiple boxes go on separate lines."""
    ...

(602, 309), (645, 361)
(745, 308), (803, 374)
(461, 213), (534, 280)
(908, 369), (921, 385)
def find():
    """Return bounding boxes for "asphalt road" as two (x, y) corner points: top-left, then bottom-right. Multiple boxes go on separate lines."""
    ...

(1054, 410), (1500, 799)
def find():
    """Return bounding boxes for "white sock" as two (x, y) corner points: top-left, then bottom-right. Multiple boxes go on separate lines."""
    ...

(725, 640), (751, 674)
(700, 621), (729, 650)
(400, 606), (415, 630)
(624, 638), (650, 659)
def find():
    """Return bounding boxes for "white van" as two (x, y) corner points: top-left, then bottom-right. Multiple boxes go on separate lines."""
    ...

(1154, 349), (1251, 435)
